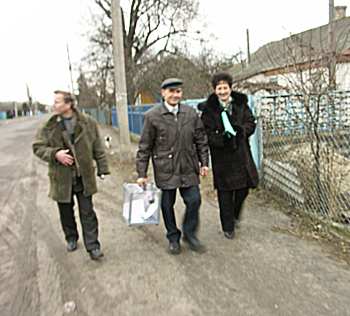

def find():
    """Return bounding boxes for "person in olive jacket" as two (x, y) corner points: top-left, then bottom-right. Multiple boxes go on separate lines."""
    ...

(136, 78), (209, 255)
(33, 90), (110, 260)
(199, 72), (258, 239)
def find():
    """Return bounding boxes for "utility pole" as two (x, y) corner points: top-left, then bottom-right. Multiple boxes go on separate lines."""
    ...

(111, 0), (131, 157)
(328, 0), (336, 89)
(13, 102), (18, 118)
(246, 29), (251, 65)
(26, 84), (33, 115)
(66, 44), (75, 94)
(239, 50), (245, 70)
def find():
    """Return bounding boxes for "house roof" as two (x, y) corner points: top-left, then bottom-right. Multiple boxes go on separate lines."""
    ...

(231, 16), (350, 82)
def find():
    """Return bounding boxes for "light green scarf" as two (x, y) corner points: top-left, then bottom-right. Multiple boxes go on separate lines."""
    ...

(220, 97), (236, 138)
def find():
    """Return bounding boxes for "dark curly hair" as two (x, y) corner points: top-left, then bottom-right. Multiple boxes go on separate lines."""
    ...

(211, 72), (233, 89)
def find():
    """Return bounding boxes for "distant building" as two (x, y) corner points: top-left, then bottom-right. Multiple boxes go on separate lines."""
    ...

(0, 101), (47, 118)
(231, 6), (350, 94)
(135, 90), (158, 105)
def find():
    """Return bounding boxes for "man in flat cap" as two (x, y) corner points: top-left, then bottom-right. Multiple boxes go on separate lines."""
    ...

(136, 78), (209, 254)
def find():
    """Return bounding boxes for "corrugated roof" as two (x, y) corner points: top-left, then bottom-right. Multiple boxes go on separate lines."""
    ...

(232, 16), (350, 82)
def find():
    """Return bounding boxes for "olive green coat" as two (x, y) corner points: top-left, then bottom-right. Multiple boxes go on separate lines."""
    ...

(32, 111), (110, 203)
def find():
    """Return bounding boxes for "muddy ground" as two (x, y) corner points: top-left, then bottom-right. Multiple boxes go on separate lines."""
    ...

(1, 117), (349, 316)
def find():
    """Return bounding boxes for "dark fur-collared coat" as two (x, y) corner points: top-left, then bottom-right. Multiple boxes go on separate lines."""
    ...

(199, 91), (258, 190)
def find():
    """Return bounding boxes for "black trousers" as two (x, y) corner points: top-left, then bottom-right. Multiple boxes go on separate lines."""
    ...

(217, 188), (249, 233)
(57, 190), (100, 252)
(161, 185), (201, 242)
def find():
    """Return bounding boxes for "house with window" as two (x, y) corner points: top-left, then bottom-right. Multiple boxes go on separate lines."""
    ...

(231, 6), (350, 94)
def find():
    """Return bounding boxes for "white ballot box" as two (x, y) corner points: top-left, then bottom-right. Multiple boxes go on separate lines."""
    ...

(122, 183), (161, 225)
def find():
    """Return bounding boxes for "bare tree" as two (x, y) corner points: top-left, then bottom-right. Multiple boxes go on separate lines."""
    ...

(81, 13), (114, 107)
(254, 25), (350, 221)
(131, 45), (244, 103)
(87, 0), (198, 104)
(77, 71), (100, 108)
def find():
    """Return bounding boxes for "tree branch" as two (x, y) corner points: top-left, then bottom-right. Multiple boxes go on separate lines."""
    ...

(95, 0), (112, 19)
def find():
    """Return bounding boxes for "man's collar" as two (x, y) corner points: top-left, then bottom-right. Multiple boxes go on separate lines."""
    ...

(164, 101), (179, 113)
(59, 110), (76, 120)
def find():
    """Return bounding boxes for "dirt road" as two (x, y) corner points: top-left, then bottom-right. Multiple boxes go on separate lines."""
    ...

(1, 117), (349, 316)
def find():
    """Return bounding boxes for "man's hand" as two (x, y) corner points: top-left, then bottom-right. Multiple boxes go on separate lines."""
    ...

(136, 177), (148, 188)
(200, 166), (209, 177)
(55, 149), (74, 166)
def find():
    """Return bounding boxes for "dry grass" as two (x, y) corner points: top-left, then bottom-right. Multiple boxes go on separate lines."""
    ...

(255, 189), (350, 265)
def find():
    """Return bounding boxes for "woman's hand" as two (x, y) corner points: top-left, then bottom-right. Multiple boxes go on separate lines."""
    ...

(200, 166), (209, 177)
(232, 124), (244, 133)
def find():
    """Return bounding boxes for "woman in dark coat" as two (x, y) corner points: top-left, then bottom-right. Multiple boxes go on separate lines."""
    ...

(199, 72), (259, 239)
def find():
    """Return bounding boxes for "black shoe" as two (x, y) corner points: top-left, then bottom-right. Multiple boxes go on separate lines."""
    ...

(168, 241), (181, 255)
(224, 231), (235, 239)
(67, 240), (77, 252)
(183, 235), (206, 253)
(89, 248), (104, 260)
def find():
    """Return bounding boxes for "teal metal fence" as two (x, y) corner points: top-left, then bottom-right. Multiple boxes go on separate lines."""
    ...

(82, 99), (263, 171)
(0, 112), (7, 120)
(256, 91), (350, 225)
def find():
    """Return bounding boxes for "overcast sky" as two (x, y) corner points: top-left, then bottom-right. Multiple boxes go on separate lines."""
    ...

(0, 0), (349, 104)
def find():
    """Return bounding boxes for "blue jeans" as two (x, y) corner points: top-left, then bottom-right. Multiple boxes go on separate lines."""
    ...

(161, 185), (201, 242)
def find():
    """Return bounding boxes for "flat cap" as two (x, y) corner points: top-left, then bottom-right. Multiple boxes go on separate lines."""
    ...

(160, 78), (183, 89)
